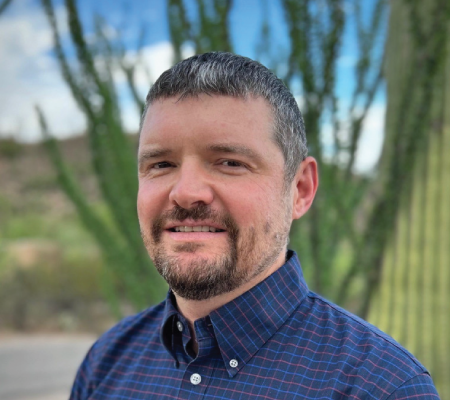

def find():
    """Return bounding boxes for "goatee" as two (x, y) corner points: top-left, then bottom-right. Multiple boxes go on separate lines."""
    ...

(145, 204), (250, 300)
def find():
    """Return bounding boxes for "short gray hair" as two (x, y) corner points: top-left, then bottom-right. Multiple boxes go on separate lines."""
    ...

(142, 52), (308, 182)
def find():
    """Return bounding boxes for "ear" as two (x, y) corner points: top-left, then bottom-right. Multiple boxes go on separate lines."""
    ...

(291, 156), (318, 220)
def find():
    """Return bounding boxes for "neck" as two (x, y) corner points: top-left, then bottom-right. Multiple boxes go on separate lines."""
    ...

(173, 249), (287, 343)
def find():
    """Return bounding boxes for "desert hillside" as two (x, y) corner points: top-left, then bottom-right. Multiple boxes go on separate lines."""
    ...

(0, 134), (141, 333)
(0, 135), (104, 218)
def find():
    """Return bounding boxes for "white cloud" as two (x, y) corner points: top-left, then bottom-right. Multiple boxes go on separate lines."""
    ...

(114, 41), (175, 132)
(117, 41), (195, 133)
(0, 0), (83, 142)
(354, 103), (385, 173)
(0, 3), (180, 143)
(319, 102), (385, 174)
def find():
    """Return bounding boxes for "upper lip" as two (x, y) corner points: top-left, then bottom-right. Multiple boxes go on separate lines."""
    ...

(165, 220), (226, 231)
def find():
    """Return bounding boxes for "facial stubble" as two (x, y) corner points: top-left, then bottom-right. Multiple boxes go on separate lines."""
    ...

(141, 203), (290, 301)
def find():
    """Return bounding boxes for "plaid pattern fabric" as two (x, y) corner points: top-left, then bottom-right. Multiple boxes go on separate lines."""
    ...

(70, 251), (440, 399)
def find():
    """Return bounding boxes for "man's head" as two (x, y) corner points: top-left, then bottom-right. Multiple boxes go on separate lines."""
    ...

(137, 53), (317, 302)
(142, 52), (308, 183)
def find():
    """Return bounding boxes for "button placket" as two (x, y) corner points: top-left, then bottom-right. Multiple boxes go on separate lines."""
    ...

(179, 317), (221, 396)
(179, 343), (221, 396)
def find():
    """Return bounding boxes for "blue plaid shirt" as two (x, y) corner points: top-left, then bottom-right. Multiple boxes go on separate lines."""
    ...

(70, 251), (439, 399)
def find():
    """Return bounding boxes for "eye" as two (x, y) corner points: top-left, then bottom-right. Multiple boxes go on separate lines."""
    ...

(221, 160), (244, 168)
(152, 161), (173, 169)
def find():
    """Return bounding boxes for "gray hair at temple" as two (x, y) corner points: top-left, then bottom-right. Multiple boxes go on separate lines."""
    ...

(141, 52), (308, 183)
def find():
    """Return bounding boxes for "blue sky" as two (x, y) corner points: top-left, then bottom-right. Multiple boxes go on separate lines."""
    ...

(0, 0), (386, 172)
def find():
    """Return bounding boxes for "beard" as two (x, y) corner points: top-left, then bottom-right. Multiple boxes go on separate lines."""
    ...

(141, 204), (289, 301)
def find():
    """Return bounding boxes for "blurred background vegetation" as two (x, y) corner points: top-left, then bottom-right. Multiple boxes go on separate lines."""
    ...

(0, 0), (449, 396)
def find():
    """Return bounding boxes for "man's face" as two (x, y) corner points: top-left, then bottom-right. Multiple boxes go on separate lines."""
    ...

(137, 94), (295, 300)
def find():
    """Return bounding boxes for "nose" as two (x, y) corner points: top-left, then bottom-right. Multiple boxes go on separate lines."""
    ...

(169, 162), (214, 209)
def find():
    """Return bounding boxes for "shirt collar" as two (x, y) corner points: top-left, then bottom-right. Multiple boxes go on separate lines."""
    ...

(160, 250), (309, 377)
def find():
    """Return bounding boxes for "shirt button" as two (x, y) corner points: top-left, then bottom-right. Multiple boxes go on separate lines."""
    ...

(176, 321), (184, 332)
(229, 359), (238, 368)
(190, 373), (201, 385)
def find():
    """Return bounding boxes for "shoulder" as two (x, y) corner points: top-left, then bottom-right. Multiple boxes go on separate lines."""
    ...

(92, 300), (166, 358)
(69, 301), (166, 400)
(300, 292), (427, 371)
(385, 373), (440, 399)
(284, 292), (437, 398)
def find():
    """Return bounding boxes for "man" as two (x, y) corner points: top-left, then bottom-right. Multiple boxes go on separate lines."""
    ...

(70, 52), (439, 399)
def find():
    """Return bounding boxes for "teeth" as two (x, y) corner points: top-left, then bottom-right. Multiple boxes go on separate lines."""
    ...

(173, 226), (221, 232)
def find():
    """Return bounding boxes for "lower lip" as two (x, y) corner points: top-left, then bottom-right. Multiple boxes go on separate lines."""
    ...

(165, 230), (227, 241)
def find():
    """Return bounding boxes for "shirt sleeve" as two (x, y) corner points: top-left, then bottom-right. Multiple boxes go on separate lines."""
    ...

(386, 373), (441, 400)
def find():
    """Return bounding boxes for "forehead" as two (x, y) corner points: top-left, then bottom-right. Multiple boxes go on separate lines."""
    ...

(140, 94), (275, 145)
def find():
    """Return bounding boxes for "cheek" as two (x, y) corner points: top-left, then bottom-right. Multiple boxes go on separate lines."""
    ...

(137, 182), (165, 222)
(236, 185), (280, 214)
(136, 186), (148, 217)
(227, 195), (273, 230)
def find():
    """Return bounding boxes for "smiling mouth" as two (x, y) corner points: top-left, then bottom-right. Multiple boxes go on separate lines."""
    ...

(169, 226), (226, 233)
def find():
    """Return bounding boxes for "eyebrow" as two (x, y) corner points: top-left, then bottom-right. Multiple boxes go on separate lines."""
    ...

(138, 148), (172, 166)
(206, 144), (262, 162)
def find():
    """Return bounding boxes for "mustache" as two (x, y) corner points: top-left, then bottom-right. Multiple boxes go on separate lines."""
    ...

(162, 203), (218, 221)
(151, 204), (239, 243)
